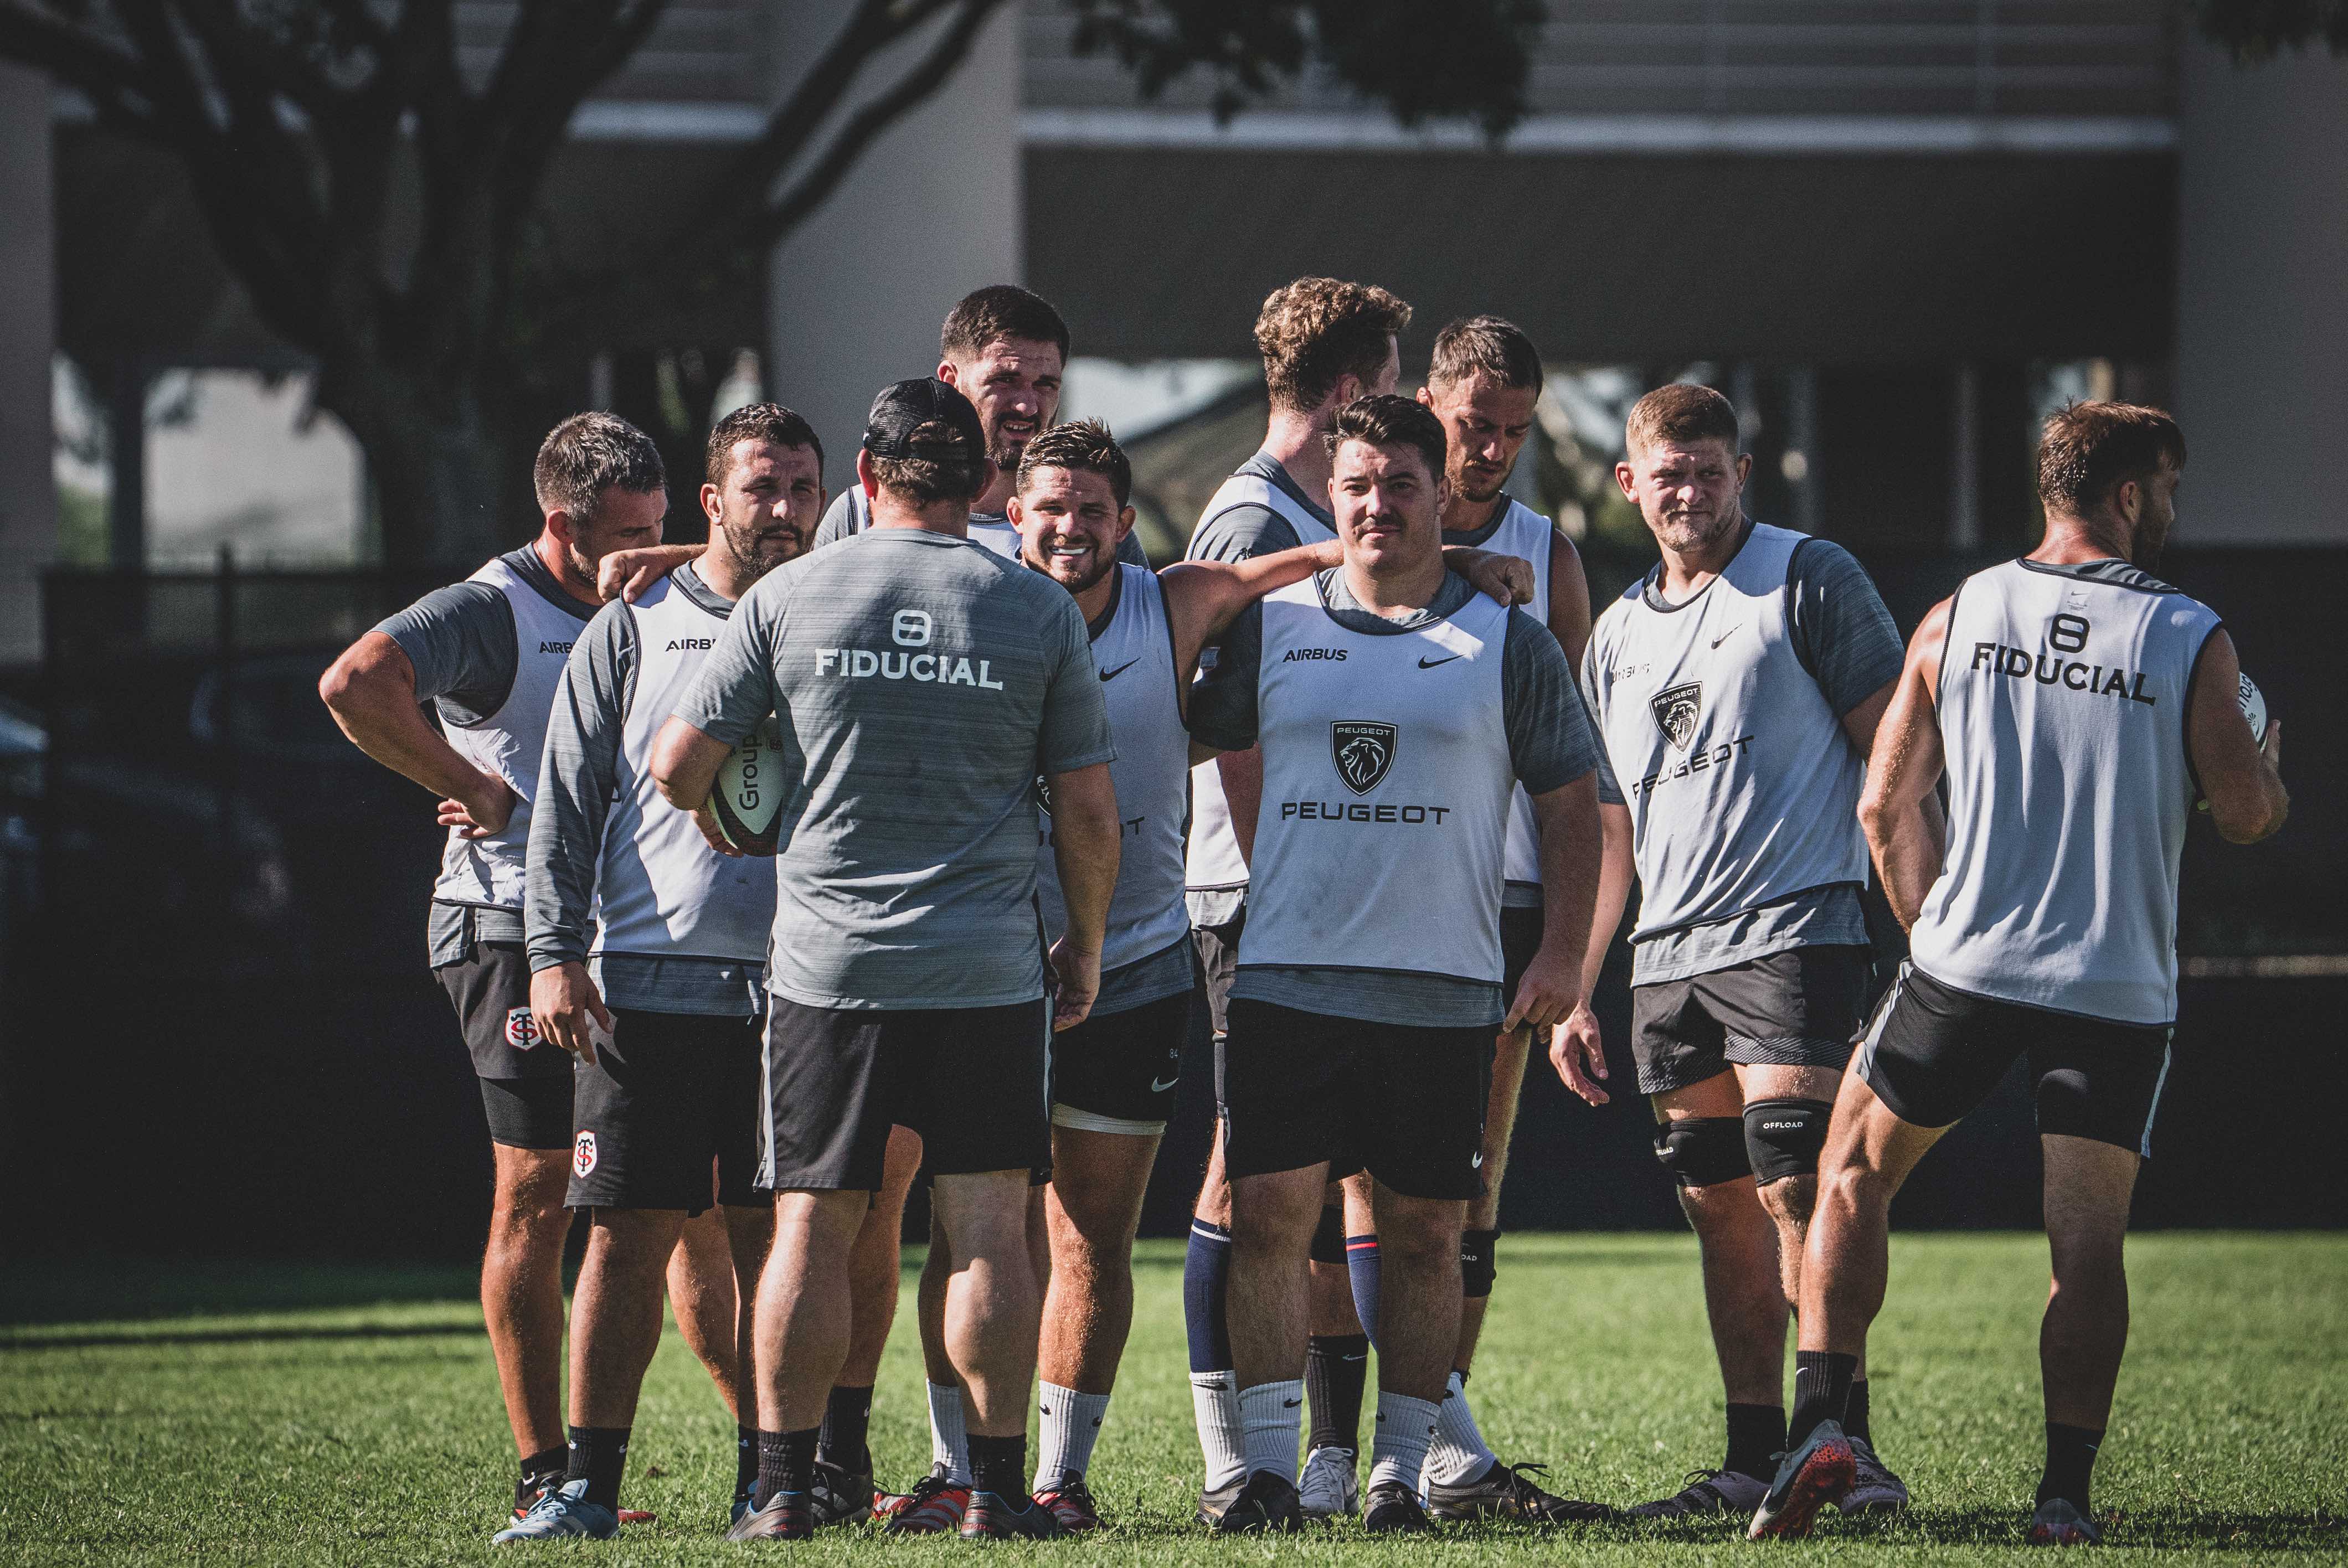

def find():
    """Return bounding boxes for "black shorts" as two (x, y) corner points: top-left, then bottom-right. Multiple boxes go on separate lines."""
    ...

(480, 1075), (575, 1152)
(761, 997), (1051, 1191)
(1194, 912), (1244, 1043)
(1222, 999), (1492, 1201)
(568, 1009), (765, 1213)
(1631, 946), (1871, 1096)
(436, 938), (572, 1081)
(1051, 988), (1190, 1134)
(1500, 905), (1543, 1031)
(1857, 963), (2174, 1156)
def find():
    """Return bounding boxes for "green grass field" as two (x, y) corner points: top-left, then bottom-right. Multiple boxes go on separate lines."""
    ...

(3, 1234), (2342, 1565)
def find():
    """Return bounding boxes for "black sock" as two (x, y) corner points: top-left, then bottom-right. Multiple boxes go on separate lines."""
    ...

(754, 1427), (818, 1510)
(966, 1432), (1032, 1509)
(735, 1426), (759, 1502)
(1306, 1333), (1371, 1455)
(1788, 1350), (1858, 1449)
(818, 1385), (874, 1476)
(564, 1426), (631, 1512)
(1844, 1379), (1872, 1445)
(2037, 1422), (2104, 1514)
(1724, 1402), (1789, 1480)
(517, 1444), (567, 1507)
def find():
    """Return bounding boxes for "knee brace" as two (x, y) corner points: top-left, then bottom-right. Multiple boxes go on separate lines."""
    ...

(1459, 1228), (1499, 1299)
(1653, 1116), (1752, 1189)
(1743, 1098), (1834, 1185)
(1309, 1203), (1347, 1266)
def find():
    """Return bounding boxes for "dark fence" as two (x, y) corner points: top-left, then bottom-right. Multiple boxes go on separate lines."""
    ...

(2, 548), (2340, 1261)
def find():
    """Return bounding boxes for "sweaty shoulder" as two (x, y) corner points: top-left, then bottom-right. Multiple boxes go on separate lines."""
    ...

(1189, 503), (1301, 564)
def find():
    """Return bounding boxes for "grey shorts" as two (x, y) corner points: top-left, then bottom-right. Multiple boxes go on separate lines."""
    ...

(1630, 946), (1872, 1096)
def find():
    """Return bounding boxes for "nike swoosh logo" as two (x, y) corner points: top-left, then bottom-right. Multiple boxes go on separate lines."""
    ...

(1710, 624), (1741, 649)
(1419, 654), (1463, 669)
(1283, 1399), (1302, 1409)
(1099, 660), (1138, 681)
(1471, 1153), (1485, 1168)
(1150, 1075), (1179, 1093)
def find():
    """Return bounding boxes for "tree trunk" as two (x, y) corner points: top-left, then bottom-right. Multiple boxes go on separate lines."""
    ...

(323, 368), (521, 571)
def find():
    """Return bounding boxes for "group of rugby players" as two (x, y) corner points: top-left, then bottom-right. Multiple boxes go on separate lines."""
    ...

(319, 276), (2288, 1548)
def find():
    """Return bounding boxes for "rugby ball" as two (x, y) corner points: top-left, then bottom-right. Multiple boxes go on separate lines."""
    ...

(2237, 671), (2269, 747)
(709, 716), (786, 855)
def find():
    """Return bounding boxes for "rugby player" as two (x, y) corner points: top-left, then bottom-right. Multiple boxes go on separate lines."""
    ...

(321, 414), (703, 1521)
(813, 284), (1147, 568)
(498, 404), (825, 1540)
(1573, 384), (1914, 1518)
(1007, 420), (1535, 1529)
(1753, 403), (2288, 1544)
(1307, 315), (1609, 1523)
(1195, 395), (1603, 1533)
(653, 379), (1121, 1543)
(1181, 276), (1412, 1523)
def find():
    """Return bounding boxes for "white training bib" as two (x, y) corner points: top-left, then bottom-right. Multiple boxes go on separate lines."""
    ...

(1238, 579), (1515, 985)
(593, 576), (776, 971)
(1185, 472), (1337, 905)
(1477, 497), (1556, 895)
(432, 555), (581, 911)
(1584, 523), (1869, 944)
(1035, 565), (1192, 973)
(1909, 558), (2222, 1025)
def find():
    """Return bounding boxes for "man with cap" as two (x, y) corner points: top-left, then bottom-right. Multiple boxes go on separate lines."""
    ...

(652, 379), (1121, 1543)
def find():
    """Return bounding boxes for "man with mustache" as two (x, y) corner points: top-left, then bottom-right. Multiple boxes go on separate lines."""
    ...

(1574, 383), (1913, 1519)
(496, 405), (828, 1539)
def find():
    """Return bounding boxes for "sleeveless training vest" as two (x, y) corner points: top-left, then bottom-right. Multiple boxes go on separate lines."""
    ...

(1584, 523), (1869, 944)
(1185, 471), (1338, 903)
(1035, 565), (1192, 974)
(591, 576), (776, 974)
(1909, 558), (2222, 1025)
(432, 555), (581, 910)
(1477, 498), (1557, 895)
(1238, 578), (1515, 985)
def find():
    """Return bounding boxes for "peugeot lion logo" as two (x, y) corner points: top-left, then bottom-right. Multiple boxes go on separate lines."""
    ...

(1330, 721), (1398, 795)
(1650, 682), (1703, 751)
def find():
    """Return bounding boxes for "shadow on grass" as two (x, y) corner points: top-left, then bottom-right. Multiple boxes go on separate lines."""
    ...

(1819, 1504), (2348, 1552)
(0, 1321), (481, 1351)
(0, 1259), (481, 1327)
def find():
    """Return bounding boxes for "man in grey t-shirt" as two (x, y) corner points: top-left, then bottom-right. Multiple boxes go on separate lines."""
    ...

(1571, 384), (1913, 1519)
(652, 379), (1120, 1544)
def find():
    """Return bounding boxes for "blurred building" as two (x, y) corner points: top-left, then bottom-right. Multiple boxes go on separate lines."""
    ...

(4, 2), (2346, 664)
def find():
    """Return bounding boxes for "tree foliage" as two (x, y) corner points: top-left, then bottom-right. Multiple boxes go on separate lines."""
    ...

(2196, 0), (2348, 60)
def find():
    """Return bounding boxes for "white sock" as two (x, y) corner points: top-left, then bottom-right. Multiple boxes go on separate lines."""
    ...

(1191, 1371), (1247, 1490)
(1034, 1382), (1111, 1490)
(1424, 1369), (1499, 1486)
(1367, 1391), (1441, 1494)
(1238, 1379), (1305, 1484)
(926, 1380), (971, 1485)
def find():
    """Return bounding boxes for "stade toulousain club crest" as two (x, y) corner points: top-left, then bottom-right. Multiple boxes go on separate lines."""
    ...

(503, 1007), (540, 1050)
(573, 1131), (598, 1179)
(1330, 721), (1397, 795)
(1651, 682), (1703, 752)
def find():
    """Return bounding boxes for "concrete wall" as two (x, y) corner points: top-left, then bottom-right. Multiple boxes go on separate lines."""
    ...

(764, 1), (1023, 480)
(0, 64), (55, 663)
(2176, 39), (2348, 544)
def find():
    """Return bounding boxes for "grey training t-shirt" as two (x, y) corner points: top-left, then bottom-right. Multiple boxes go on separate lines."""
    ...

(816, 486), (1150, 565)
(373, 546), (596, 960)
(1192, 568), (1599, 1027)
(1587, 528), (1904, 983)
(672, 527), (1116, 1010)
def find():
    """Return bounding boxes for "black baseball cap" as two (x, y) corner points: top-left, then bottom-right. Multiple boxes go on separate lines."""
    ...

(863, 378), (985, 461)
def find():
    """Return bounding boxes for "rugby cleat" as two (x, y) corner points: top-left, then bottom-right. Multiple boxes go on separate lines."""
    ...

(1425, 1458), (1614, 1524)
(493, 1478), (617, 1543)
(725, 1489), (813, 1541)
(1625, 1467), (1767, 1518)
(513, 1477), (651, 1527)
(877, 1468), (970, 1535)
(1362, 1479), (1434, 1533)
(2027, 1497), (2103, 1546)
(1206, 1469), (1305, 1533)
(1033, 1471), (1103, 1532)
(1747, 1419), (1856, 1540)
(960, 1490), (1068, 1540)
(807, 1458), (874, 1526)
(1298, 1445), (1360, 1520)
(1835, 1436), (1911, 1514)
